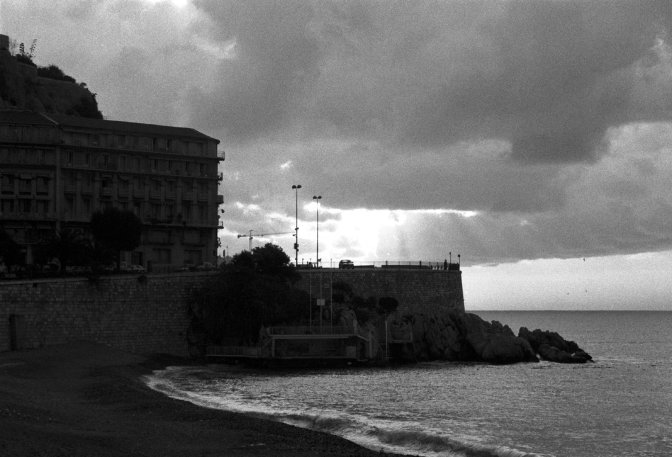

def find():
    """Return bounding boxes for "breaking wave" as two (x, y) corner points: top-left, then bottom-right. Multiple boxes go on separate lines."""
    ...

(144, 367), (550, 457)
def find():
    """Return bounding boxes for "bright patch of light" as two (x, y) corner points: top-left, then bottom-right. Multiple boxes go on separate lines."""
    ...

(193, 36), (237, 60)
(235, 202), (261, 213)
(413, 208), (479, 218)
(142, 0), (189, 7)
(280, 160), (293, 170)
(464, 251), (672, 310)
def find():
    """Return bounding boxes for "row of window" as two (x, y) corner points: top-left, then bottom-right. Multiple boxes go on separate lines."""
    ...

(63, 150), (217, 176)
(0, 148), (55, 165)
(1, 174), (51, 195)
(63, 132), (209, 156)
(147, 248), (205, 266)
(0, 196), (215, 224)
(0, 198), (50, 215)
(0, 125), (59, 143)
(147, 229), (211, 246)
(62, 197), (214, 224)
(0, 148), (218, 176)
(63, 173), (213, 197)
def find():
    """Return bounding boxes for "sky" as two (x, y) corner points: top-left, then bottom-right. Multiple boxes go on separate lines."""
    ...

(3, 0), (672, 310)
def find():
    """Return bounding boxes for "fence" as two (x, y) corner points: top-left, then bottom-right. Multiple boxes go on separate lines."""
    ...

(296, 260), (461, 270)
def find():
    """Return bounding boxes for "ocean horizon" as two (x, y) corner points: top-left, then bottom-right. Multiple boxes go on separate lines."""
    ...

(146, 311), (672, 457)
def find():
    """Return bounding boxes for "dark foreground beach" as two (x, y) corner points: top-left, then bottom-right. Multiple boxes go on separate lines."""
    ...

(0, 343), (408, 457)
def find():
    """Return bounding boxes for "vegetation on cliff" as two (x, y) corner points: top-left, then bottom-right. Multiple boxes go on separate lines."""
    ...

(0, 37), (102, 118)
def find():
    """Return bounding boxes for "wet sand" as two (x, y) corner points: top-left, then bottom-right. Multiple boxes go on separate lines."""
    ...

(0, 343), (408, 456)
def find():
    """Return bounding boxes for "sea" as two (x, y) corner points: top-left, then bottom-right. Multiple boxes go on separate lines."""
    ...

(144, 311), (672, 457)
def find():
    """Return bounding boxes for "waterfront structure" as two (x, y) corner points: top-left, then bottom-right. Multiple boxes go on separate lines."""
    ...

(0, 110), (223, 271)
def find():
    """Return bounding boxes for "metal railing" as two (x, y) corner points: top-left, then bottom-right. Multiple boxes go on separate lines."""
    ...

(267, 325), (356, 336)
(266, 324), (369, 340)
(297, 260), (461, 270)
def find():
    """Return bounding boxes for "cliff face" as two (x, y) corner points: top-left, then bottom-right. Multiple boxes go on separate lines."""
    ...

(0, 49), (102, 118)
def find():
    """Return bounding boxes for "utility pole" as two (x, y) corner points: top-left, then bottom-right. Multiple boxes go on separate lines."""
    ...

(312, 195), (321, 268)
(292, 184), (301, 266)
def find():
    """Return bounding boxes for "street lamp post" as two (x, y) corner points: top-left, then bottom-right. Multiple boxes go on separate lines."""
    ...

(292, 184), (301, 266)
(312, 195), (321, 268)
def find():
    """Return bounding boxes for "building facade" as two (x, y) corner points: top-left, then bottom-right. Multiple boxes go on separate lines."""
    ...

(0, 110), (223, 271)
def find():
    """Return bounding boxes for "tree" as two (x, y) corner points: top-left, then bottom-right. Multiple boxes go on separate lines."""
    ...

(188, 244), (307, 347)
(0, 229), (23, 273)
(34, 229), (91, 275)
(378, 297), (399, 316)
(90, 207), (142, 270)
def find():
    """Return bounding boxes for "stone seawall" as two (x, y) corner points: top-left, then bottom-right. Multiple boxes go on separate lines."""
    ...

(0, 273), (211, 356)
(1, 268), (464, 355)
(294, 268), (464, 315)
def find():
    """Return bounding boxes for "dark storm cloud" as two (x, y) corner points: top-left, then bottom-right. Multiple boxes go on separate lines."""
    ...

(9, 0), (672, 263)
(193, 0), (672, 163)
(190, 0), (321, 138)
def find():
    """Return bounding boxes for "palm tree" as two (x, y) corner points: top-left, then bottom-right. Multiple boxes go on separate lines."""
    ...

(0, 229), (23, 273)
(36, 229), (91, 275)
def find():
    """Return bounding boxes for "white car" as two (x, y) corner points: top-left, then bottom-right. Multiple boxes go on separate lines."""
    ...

(121, 263), (146, 273)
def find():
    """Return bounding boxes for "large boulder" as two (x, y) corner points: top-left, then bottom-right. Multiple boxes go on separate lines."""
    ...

(519, 327), (592, 363)
(410, 312), (476, 361)
(457, 313), (538, 364)
(406, 311), (538, 364)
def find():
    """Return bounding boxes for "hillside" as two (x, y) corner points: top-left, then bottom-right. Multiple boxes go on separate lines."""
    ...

(0, 41), (102, 119)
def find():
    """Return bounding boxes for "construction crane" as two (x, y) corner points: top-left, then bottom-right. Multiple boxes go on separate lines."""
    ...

(237, 230), (294, 251)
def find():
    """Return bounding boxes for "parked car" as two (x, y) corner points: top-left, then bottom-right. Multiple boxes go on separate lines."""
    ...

(194, 262), (215, 271)
(121, 262), (146, 273)
(339, 259), (355, 269)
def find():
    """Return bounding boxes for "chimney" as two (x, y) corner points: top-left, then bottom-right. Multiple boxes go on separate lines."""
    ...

(0, 35), (9, 52)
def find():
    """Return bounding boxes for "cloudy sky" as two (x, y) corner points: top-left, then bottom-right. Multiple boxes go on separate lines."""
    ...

(4, 0), (672, 309)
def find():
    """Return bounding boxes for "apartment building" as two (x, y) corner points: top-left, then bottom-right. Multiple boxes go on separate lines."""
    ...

(0, 110), (223, 271)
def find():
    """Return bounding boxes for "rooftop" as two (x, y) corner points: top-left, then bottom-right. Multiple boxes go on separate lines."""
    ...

(0, 110), (218, 143)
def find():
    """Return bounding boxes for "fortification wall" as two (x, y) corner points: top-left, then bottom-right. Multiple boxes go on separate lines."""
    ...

(0, 273), (210, 356)
(0, 268), (464, 355)
(295, 268), (464, 315)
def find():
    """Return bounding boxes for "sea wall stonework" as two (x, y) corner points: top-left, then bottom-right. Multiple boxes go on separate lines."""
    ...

(295, 269), (464, 315)
(0, 273), (211, 356)
(1, 269), (464, 355)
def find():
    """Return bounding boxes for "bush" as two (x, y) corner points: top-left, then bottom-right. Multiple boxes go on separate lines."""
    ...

(37, 65), (76, 82)
(187, 244), (307, 345)
(15, 54), (36, 67)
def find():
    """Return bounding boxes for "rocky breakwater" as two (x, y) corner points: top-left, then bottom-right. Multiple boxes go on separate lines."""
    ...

(519, 327), (593, 363)
(404, 311), (591, 364)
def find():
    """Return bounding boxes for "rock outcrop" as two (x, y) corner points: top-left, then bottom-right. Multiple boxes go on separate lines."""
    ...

(0, 46), (102, 118)
(518, 327), (592, 363)
(389, 311), (593, 365)
(408, 311), (539, 364)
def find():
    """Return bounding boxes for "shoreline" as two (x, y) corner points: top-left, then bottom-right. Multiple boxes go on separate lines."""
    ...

(0, 342), (414, 456)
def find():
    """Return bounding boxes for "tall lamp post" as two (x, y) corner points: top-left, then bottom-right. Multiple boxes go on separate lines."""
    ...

(312, 195), (321, 268)
(292, 184), (301, 266)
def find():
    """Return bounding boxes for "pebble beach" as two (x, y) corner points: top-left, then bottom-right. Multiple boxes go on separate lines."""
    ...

(0, 343), (406, 456)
